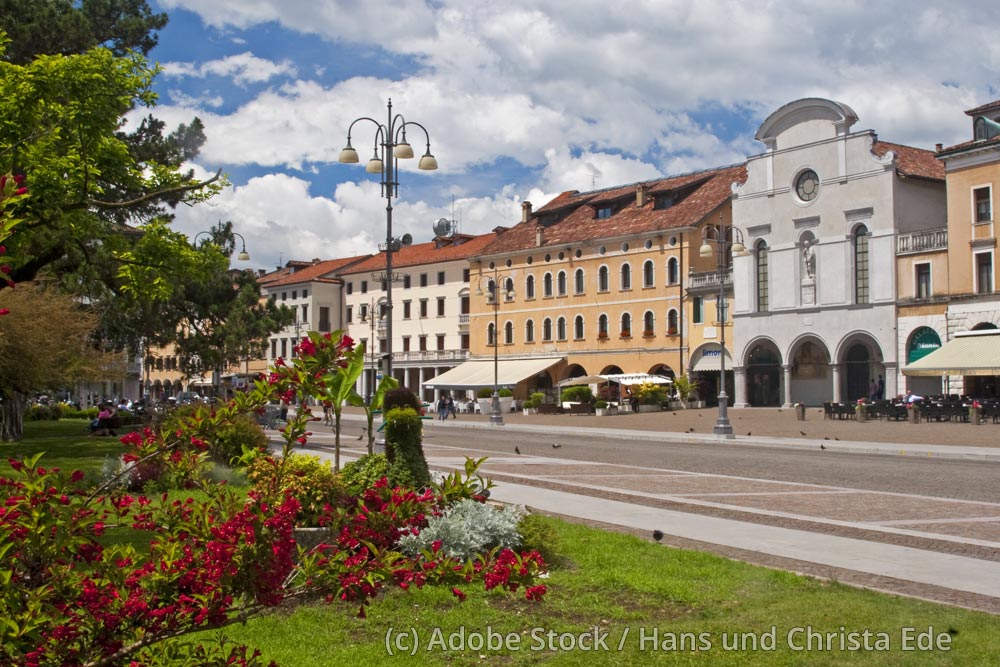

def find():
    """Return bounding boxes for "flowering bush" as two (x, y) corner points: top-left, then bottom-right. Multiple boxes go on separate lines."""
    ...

(0, 331), (547, 666)
(633, 382), (668, 405)
(246, 452), (349, 526)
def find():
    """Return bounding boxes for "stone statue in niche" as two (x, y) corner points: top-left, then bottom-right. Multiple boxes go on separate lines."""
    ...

(802, 240), (816, 281)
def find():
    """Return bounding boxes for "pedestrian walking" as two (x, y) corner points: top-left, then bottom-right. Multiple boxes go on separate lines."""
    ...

(437, 396), (448, 421)
(447, 395), (457, 419)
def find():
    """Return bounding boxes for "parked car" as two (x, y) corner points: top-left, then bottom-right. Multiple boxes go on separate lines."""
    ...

(174, 391), (206, 405)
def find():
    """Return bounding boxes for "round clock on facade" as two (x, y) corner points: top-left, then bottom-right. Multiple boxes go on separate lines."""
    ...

(795, 169), (819, 201)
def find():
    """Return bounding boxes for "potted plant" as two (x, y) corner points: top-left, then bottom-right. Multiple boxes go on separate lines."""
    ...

(597, 331), (609, 340)
(671, 375), (695, 409)
(855, 398), (867, 423)
(522, 396), (536, 415)
(560, 385), (594, 408)
(620, 329), (631, 338)
(498, 387), (514, 413)
(642, 329), (655, 338)
(594, 399), (609, 416)
(476, 386), (495, 415)
(633, 382), (668, 413)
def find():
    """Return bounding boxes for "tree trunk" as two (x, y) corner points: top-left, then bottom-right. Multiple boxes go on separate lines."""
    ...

(0, 391), (26, 441)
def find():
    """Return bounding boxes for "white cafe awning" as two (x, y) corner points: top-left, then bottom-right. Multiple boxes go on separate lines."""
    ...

(558, 374), (608, 387)
(602, 373), (672, 386)
(424, 357), (563, 390)
(691, 346), (733, 372)
(902, 330), (1000, 376)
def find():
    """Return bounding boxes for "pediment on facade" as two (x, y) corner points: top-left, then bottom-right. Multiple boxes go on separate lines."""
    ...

(755, 98), (859, 147)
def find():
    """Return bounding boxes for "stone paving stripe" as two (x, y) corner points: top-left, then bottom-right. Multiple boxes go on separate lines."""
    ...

(872, 516), (1000, 526)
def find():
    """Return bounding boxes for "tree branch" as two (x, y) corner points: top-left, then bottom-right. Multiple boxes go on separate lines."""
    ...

(84, 169), (222, 210)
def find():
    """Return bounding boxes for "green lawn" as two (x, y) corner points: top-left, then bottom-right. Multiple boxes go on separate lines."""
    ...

(2, 419), (129, 481)
(211, 516), (997, 665)
(5, 420), (999, 665)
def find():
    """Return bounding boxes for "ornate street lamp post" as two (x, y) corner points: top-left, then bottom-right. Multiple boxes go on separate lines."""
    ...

(193, 229), (250, 261)
(475, 267), (514, 426)
(699, 219), (745, 439)
(338, 99), (437, 384)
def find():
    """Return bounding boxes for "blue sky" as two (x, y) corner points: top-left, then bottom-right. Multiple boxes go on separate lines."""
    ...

(145, 0), (1000, 272)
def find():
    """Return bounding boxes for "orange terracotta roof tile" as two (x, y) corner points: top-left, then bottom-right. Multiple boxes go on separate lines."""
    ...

(938, 134), (1000, 157)
(872, 141), (944, 181)
(342, 232), (501, 275)
(481, 164), (747, 256)
(263, 256), (371, 288)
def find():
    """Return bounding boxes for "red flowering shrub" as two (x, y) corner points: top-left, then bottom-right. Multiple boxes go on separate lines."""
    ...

(0, 331), (547, 666)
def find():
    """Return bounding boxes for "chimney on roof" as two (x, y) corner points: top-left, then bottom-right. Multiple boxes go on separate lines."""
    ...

(935, 143), (943, 152)
(535, 226), (544, 247)
(521, 201), (532, 223)
(636, 184), (649, 208)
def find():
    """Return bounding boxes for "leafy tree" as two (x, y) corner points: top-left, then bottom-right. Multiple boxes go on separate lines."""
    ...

(0, 0), (168, 65)
(0, 283), (119, 439)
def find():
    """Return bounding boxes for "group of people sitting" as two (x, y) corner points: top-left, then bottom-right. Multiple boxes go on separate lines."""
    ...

(89, 402), (119, 436)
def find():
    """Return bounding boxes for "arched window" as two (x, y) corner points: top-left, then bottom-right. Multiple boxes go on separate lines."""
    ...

(557, 270), (567, 296)
(543, 272), (553, 298)
(755, 240), (769, 312)
(487, 322), (496, 346)
(598, 265), (609, 292)
(643, 260), (654, 288)
(574, 315), (584, 339)
(621, 312), (632, 336)
(504, 277), (515, 301)
(643, 310), (655, 334)
(666, 257), (679, 285)
(598, 314), (609, 338)
(854, 225), (869, 304)
(525, 274), (536, 299)
(667, 309), (678, 334)
(574, 268), (585, 294)
(486, 278), (496, 302)
(620, 263), (632, 290)
(556, 317), (567, 340)
(542, 318), (553, 341)
(525, 319), (535, 343)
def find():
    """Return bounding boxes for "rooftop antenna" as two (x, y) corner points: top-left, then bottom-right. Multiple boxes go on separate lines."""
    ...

(451, 195), (460, 235)
(278, 251), (284, 269)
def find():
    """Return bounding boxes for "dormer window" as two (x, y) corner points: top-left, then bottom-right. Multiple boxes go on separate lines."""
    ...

(975, 116), (1000, 142)
(596, 205), (613, 219)
(654, 194), (675, 210)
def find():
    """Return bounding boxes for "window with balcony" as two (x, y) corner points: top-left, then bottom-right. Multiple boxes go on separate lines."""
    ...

(419, 335), (428, 352)
(915, 263), (931, 299)
(402, 336), (411, 352)
(437, 334), (446, 350)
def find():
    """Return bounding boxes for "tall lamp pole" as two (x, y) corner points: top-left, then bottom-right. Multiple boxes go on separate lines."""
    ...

(699, 217), (745, 439)
(359, 298), (384, 404)
(338, 99), (437, 385)
(475, 268), (514, 426)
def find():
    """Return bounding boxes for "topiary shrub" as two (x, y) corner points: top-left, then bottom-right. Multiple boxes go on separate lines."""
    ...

(339, 453), (390, 495)
(384, 407), (430, 489)
(476, 387), (494, 399)
(397, 499), (525, 559)
(594, 399), (608, 409)
(383, 387), (421, 413)
(498, 388), (513, 398)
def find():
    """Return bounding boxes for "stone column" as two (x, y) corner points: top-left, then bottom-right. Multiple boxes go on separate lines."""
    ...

(883, 361), (898, 401)
(831, 363), (843, 403)
(782, 364), (793, 407)
(733, 366), (748, 407)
